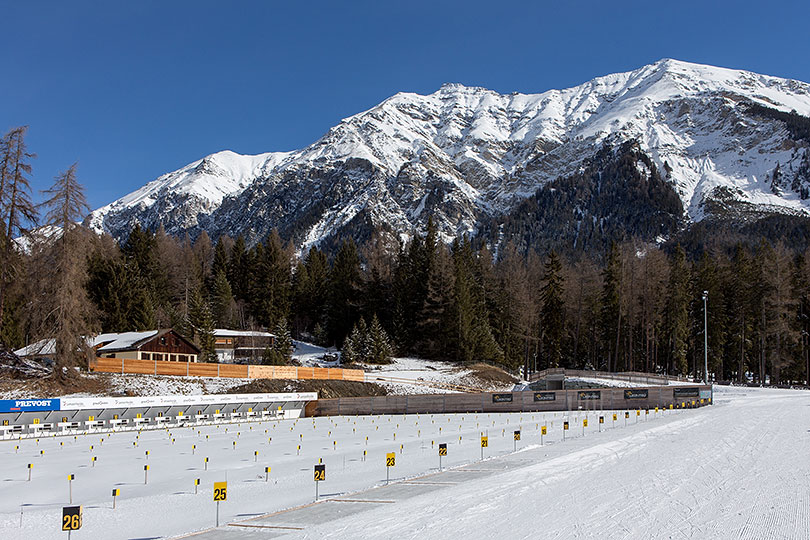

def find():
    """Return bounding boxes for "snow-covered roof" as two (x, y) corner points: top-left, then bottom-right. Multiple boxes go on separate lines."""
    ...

(96, 331), (159, 352)
(16, 330), (169, 357)
(214, 329), (275, 338)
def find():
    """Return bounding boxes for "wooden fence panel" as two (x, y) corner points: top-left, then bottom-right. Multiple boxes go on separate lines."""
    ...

(154, 361), (187, 376)
(297, 367), (315, 380)
(218, 364), (249, 378)
(313, 367), (329, 380)
(188, 363), (219, 377)
(92, 358), (123, 373)
(340, 370), (361, 382)
(272, 366), (297, 379)
(122, 358), (155, 375)
(248, 365), (274, 379)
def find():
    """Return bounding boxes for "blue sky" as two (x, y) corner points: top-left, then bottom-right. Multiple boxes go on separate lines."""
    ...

(3, 0), (810, 210)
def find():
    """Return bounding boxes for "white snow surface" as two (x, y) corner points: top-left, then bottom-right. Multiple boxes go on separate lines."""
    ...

(0, 386), (807, 539)
(87, 59), (810, 249)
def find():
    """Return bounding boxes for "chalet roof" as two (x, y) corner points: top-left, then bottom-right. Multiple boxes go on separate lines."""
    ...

(95, 331), (160, 352)
(213, 329), (275, 338)
(15, 329), (200, 357)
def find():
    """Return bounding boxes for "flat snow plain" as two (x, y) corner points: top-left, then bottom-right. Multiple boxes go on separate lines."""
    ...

(0, 386), (807, 539)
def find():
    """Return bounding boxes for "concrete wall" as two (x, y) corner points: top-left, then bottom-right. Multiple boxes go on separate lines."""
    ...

(306, 385), (712, 417)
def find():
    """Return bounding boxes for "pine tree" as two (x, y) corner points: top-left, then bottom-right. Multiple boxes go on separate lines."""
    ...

(291, 246), (329, 339)
(210, 270), (237, 328)
(451, 238), (503, 365)
(228, 235), (250, 300)
(340, 324), (359, 364)
(540, 250), (565, 368)
(249, 230), (291, 329)
(367, 313), (394, 364)
(417, 244), (455, 359)
(188, 287), (216, 362)
(327, 238), (362, 346)
(264, 317), (292, 365)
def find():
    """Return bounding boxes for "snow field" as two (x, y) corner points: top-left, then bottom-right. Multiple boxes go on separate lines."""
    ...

(0, 404), (676, 539)
(287, 387), (810, 540)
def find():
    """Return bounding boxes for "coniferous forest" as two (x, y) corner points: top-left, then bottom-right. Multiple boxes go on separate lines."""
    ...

(1, 126), (810, 385)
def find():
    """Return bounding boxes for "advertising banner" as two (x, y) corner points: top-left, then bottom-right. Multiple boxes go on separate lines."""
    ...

(0, 399), (61, 413)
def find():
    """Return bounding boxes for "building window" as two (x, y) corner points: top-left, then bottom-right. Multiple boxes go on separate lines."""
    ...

(160, 336), (166, 345)
(170, 354), (177, 362)
(142, 353), (151, 361)
(154, 353), (163, 361)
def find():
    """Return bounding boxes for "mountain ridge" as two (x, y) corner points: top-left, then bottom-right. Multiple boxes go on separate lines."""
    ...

(87, 59), (810, 251)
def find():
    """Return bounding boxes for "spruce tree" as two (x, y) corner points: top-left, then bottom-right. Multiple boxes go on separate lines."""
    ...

(292, 246), (329, 339)
(188, 287), (216, 362)
(417, 244), (455, 359)
(451, 238), (502, 365)
(228, 235), (249, 300)
(264, 317), (293, 365)
(327, 238), (362, 346)
(249, 230), (291, 329)
(210, 269), (237, 328)
(367, 313), (394, 364)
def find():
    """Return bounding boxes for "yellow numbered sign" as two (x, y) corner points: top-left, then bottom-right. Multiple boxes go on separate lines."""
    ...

(599, 416), (604, 424)
(636, 410), (640, 416)
(33, 418), (40, 425)
(625, 412), (629, 418)
(480, 436), (488, 448)
(583, 419), (588, 427)
(541, 426), (547, 435)
(612, 413), (617, 421)
(563, 422), (569, 430)
(386, 452), (396, 467)
(314, 464), (326, 481)
(62, 506), (82, 531)
(213, 481), (227, 501)
(513, 430), (521, 441)
(438, 443), (447, 456)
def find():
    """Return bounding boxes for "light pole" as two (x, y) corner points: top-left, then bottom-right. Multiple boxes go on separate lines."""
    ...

(702, 291), (709, 384)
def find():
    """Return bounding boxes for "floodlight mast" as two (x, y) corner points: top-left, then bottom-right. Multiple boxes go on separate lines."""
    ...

(703, 291), (709, 384)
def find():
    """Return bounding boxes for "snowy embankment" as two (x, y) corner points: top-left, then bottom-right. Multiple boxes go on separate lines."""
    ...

(361, 357), (516, 394)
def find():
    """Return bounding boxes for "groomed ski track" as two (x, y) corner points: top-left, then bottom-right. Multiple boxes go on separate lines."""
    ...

(184, 387), (808, 540)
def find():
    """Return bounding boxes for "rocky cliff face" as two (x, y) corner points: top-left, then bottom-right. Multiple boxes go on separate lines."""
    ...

(88, 59), (810, 251)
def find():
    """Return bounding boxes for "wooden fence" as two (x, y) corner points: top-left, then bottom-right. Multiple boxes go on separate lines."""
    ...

(306, 385), (713, 416)
(90, 357), (365, 382)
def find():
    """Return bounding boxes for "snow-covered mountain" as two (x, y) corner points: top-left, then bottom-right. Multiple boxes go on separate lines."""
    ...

(87, 59), (810, 250)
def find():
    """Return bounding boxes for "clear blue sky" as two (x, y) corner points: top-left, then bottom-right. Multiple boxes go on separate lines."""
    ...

(3, 0), (809, 210)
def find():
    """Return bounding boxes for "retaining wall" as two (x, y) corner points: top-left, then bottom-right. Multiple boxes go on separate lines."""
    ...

(305, 385), (712, 416)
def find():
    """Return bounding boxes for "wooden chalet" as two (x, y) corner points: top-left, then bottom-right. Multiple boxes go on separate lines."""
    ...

(94, 329), (200, 363)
